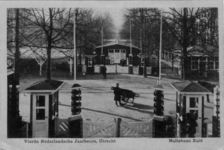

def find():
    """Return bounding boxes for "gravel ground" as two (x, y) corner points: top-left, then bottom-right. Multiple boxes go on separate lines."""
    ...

(19, 73), (214, 125)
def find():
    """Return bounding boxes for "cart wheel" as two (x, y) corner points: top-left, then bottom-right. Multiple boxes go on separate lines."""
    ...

(129, 98), (134, 103)
(121, 94), (128, 105)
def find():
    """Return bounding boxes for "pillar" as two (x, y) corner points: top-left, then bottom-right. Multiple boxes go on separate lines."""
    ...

(128, 54), (133, 74)
(100, 55), (105, 73)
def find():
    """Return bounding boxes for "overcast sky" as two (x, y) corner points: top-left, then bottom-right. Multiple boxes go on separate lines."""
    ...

(93, 7), (127, 37)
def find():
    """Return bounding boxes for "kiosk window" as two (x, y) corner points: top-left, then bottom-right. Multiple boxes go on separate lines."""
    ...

(190, 97), (198, 108)
(36, 96), (45, 107)
(36, 109), (45, 120)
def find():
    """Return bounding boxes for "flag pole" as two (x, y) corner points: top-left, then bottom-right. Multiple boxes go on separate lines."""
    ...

(101, 26), (104, 66)
(158, 9), (162, 85)
(130, 19), (132, 55)
(74, 9), (76, 80)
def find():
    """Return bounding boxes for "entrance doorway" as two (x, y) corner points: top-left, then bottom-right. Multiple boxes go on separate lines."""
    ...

(32, 95), (49, 137)
(186, 96), (202, 137)
(108, 49), (126, 64)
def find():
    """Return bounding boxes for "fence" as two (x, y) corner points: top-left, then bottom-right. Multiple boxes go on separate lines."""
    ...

(161, 67), (179, 75)
(212, 85), (220, 137)
(83, 118), (153, 138)
(55, 118), (69, 137)
(54, 117), (153, 138)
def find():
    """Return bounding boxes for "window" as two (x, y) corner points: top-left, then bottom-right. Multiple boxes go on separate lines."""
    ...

(115, 49), (119, 53)
(36, 96), (46, 120)
(141, 58), (145, 66)
(191, 57), (198, 70)
(215, 57), (219, 70)
(108, 49), (114, 53)
(88, 57), (92, 67)
(78, 57), (81, 65)
(189, 97), (198, 108)
(208, 58), (214, 70)
(208, 62), (214, 70)
(199, 57), (206, 62)
(36, 109), (45, 120)
(36, 96), (45, 107)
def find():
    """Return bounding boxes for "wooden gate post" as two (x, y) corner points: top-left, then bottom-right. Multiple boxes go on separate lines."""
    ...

(54, 117), (59, 136)
(115, 118), (122, 137)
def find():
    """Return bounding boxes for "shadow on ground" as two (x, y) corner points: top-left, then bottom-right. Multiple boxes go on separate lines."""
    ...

(59, 103), (144, 121)
(122, 102), (154, 115)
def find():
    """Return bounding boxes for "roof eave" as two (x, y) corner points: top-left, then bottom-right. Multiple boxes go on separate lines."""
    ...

(95, 43), (140, 50)
(178, 91), (212, 95)
(24, 81), (64, 94)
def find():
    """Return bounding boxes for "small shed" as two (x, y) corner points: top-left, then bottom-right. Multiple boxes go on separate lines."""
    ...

(171, 80), (211, 137)
(24, 79), (64, 138)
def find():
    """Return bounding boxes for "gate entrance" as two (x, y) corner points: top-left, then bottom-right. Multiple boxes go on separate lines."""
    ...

(106, 65), (129, 74)
(186, 96), (202, 137)
(82, 118), (153, 138)
(32, 94), (49, 137)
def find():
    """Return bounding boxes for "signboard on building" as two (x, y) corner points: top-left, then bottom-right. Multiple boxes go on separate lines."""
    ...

(133, 66), (139, 75)
(82, 65), (87, 73)
(94, 65), (100, 73)
(151, 57), (157, 67)
(137, 53), (148, 58)
(146, 67), (152, 75)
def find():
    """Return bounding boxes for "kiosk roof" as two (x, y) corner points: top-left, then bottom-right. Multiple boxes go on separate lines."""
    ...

(25, 79), (64, 93)
(171, 81), (211, 93)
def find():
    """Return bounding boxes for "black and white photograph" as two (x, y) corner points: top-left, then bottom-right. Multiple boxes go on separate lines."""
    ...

(1, 0), (224, 150)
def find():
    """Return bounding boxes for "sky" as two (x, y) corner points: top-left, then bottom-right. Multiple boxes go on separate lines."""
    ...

(93, 7), (127, 38)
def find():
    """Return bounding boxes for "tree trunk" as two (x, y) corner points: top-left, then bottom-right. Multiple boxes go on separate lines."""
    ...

(47, 8), (53, 80)
(182, 8), (188, 80)
(14, 8), (20, 84)
(47, 45), (51, 79)
(157, 48), (160, 76)
(172, 54), (174, 72)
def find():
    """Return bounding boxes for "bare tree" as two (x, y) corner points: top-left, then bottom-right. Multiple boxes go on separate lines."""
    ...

(7, 8), (116, 78)
(19, 8), (74, 79)
(162, 8), (218, 79)
(120, 8), (218, 79)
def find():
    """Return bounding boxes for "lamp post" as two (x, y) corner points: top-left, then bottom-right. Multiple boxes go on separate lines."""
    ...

(157, 9), (163, 85)
(129, 18), (133, 74)
(130, 19), (132, 55)
(100, 25), (105, 76)
(101, 26), (105, 65)
(73, 9), (77, 80)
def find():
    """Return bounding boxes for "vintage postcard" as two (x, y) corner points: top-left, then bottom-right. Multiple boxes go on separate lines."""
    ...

(0, 0), (223, 150)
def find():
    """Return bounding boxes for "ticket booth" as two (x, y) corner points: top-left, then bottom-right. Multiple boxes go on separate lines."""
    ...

(24, 79), (64, 138)
(171, 81), (211, 138)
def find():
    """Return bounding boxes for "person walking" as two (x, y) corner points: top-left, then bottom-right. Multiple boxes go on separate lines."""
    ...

(114, 83), (121, 106)
(101, 66), (105, 79)
(102, 65), (107, 79)
(104, 66), (107, 79)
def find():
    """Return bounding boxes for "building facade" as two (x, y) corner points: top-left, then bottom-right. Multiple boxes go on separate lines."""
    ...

(95, 40), (141, 66)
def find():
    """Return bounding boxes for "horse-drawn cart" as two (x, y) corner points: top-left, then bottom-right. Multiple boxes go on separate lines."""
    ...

(111, 87), (139, 105)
